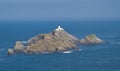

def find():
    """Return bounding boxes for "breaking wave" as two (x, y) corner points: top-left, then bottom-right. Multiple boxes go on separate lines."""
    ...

(62, 50), (73, 54)
(61, 49), (82, 54)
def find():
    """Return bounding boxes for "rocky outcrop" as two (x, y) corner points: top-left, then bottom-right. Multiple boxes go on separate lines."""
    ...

(14, 41), (27, 53)
(7, 48), (14, 56)
(8, 26), (80, 55)
(8, 41), (28, 55)
(80, 34), (103, 45)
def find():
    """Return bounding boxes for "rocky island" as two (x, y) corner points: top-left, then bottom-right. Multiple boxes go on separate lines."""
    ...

(8, 26), (103, 55)
(8, 26), (80, 55)
(80, 34), (103, 45)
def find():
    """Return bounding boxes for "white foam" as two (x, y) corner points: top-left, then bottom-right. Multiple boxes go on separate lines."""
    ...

(62, 50), (72, 54)
(22, 41), (27, 43)
(78, 49), (83, 51)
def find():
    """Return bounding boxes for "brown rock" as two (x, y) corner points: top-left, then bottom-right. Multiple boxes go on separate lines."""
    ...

(80, 34), (103, 45)
(14, 41), (26, 53)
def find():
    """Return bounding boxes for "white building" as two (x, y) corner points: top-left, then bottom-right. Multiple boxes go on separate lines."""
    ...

(55, 26), (64, 31)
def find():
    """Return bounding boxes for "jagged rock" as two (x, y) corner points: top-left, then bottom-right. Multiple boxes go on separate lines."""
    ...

(7, 41), (27, 55)
(7, 48), (14, 56)
(80, 34), (103, 45)
(14, 41), (26, 53)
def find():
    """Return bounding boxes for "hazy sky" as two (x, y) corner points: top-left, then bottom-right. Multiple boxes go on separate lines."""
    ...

(0, 0), (120, 21)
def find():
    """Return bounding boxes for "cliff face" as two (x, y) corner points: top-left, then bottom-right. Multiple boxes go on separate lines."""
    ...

(8, 26), (80, 55)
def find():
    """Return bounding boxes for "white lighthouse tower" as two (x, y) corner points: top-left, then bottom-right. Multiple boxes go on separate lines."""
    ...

(56, 26), (64, 31)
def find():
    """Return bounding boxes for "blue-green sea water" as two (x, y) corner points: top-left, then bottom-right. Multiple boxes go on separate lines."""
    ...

(0, 21), (120, 71)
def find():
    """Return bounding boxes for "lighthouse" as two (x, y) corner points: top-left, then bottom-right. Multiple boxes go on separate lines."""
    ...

(55, 26), (64, 31)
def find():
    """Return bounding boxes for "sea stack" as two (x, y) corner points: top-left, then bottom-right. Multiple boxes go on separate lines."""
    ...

(8, 26), (80, 55)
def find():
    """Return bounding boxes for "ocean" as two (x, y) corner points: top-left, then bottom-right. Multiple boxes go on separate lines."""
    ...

(0, 21), (120, 71)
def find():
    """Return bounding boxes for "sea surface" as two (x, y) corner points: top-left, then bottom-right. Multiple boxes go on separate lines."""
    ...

(0, 21), (120, 71)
